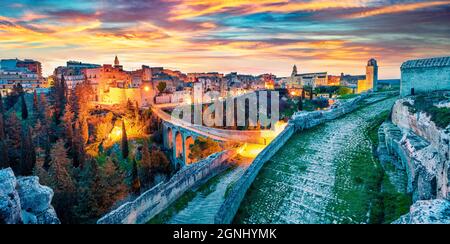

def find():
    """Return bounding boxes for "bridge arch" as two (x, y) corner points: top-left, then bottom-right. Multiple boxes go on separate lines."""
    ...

(185, 136), (196, 165)
(175, 131), (183, 159)
(167, 127), (173, 149)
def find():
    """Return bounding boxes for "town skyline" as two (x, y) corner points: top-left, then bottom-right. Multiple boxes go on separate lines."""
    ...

(1, 0), (449, 78)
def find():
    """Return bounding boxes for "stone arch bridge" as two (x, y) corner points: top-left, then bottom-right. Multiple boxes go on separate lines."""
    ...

(154, 107), (274, 168)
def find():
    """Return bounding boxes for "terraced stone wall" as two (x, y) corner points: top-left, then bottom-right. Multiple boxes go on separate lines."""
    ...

(97, 150), (235, 224)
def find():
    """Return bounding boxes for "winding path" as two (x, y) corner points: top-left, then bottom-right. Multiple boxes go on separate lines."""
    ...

(235, 97), (397, 224)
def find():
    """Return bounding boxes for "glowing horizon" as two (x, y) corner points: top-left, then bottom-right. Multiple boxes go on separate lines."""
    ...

(0, 0), (449, 78)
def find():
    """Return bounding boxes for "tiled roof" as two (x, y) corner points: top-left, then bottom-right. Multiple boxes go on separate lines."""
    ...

(401, 56), (450, 69)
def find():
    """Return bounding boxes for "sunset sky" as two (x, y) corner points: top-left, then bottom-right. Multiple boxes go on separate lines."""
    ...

(0, 0), (449, 78)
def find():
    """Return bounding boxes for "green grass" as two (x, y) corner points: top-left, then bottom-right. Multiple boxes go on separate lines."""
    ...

(403, 94), (450, 129)
(338, 94), (359, 100)
(197, 166), (236, 195)
(147, 190), (197, 224)
(328, 108), (410, 224)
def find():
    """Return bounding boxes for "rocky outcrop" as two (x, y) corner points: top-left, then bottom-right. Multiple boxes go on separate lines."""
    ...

(0, 168), (60, 224)
(386, 97), (450, 201)
(393, 199), (450, 224)
(379, 93), (450, 223)
(0, 168), (22, 224)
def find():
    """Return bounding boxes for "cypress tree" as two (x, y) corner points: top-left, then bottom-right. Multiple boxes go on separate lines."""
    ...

(6, 113), (22, 174)
(0, 92), (4, 116)
(21, 95), (28, 120)
(131, 158), (141, 196)
(121, 120), (129, 159)
(298, 96), (303, 111)
(20, 127), (36, 176)
(33, 90), (38, 112)
(0, 114), (5, 140)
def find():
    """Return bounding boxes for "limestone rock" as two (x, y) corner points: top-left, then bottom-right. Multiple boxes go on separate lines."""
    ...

(393, 199), (450, 224)
(0, 168), (22, 224)
(36, 206), (61, 224)
(0, 168), (60, 224)
(17, 176), (53, 213)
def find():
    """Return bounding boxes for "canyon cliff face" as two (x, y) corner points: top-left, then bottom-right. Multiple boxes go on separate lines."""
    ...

(378, 94), (450, 223)
(0, 168), (60, 224)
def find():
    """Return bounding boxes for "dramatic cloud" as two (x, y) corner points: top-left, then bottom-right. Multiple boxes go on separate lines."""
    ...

(0, 0), (449, 78)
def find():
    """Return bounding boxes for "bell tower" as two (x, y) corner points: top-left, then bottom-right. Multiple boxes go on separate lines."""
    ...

(366, 58), (378, 92)
(114, 55), (120, 67)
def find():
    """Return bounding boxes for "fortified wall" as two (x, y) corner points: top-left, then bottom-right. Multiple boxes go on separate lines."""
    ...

(97, 150), (236, 224)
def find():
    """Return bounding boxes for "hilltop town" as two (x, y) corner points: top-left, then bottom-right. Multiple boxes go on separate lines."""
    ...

(0, 55), (449, 225)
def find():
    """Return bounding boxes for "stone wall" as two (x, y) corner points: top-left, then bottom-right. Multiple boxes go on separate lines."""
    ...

(0, 168), (60, 224)
(381, 98), (450, 201)
(214, 93), (377, 223)
(400, 66), (450, 97)
(97, 150), (236, 224)
(214, 123), (296, 224)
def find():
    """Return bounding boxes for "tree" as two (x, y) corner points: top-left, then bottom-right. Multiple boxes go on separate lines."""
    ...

(20, 127), (36, 176)
(0, 92), (4, 116)
(157, 82), (167, 94)
(62, 103), (74, 147)
(5, 83), (24, 110)
(188, 137), (222, 162)
(72, 121), (86, 168)
(139, 140), (153, 186)
(73, 158), (101, 223)
(21, 95), (28, 120)
(5, 113), (22, 174)
(298, 96), (303, 111)
(32, 89), (38, 110)
(48, 139), (74, 193)
(337, 86), (353, 96)
(31, 90), (39, 122)
(98, 158), (128, 211)
(0, 114), (5, 140)
(48, 139), (76, 223)
(121, 120), (129, 159)
(80, 118), (89, 144)
(131, 158), (141, 196)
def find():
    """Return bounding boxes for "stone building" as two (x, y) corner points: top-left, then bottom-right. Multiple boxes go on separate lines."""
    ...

(0, 59), (43, 96)
(83, 56), (132, 101)
(288, 65), (328, 88)
(357, 58), (378, 93)
(54, 61), (100, 89)
(400, 56), (450, 97)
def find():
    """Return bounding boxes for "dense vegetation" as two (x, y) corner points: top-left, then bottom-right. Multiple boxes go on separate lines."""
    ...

(0, 79), (171, 223)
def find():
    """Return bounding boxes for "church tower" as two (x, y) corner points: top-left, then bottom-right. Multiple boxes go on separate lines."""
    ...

(366, 58), (378, 92)
(291, 65), (298, 77)
(114, 55), (120, 67)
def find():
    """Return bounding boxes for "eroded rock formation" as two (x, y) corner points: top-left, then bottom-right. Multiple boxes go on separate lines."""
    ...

(378, 93), (450, 223)
(0, 168), (60, 224)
